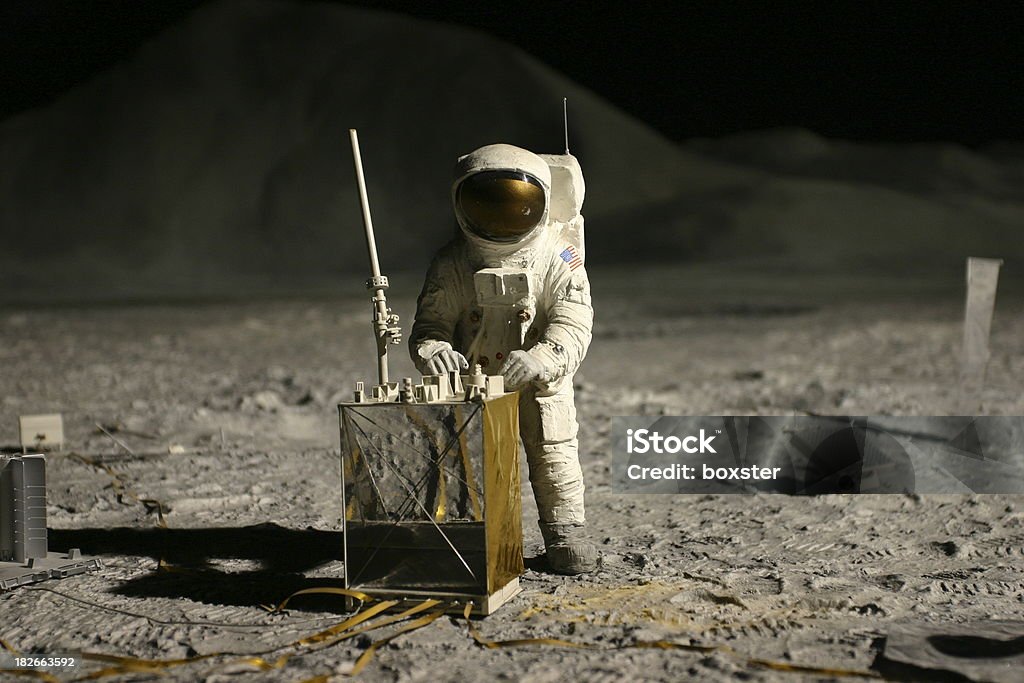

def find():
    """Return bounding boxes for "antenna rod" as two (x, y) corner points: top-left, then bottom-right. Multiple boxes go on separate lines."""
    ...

(349, 129), (401, 387)
(350, 129), (381, 278)
(563, 97), (569, 154)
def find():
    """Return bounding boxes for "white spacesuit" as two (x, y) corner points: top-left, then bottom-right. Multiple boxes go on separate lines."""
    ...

(410, 143), (599, 574)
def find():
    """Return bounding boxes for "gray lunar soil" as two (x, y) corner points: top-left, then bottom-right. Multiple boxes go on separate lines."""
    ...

(2, 266), (1023, 681)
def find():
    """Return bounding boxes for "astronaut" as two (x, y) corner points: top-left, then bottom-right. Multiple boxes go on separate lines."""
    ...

(410, 143), (599, 575)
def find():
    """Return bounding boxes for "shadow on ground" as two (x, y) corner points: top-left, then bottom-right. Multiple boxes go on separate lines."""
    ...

(49, 524), (349, 610)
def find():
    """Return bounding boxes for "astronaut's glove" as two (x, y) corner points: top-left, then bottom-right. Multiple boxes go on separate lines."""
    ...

(499, 350), (550, 390)
(417, 341), (469, 374)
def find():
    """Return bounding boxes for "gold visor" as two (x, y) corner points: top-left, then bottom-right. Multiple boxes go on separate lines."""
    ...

(456, 171), (546, 242)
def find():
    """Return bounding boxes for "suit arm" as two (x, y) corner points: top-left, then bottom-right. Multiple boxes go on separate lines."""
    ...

(526, 260), (593, 382)
(409, 253), (461, 373)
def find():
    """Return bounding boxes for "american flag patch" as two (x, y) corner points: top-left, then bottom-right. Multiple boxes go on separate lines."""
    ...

(559, 245), (583, 271)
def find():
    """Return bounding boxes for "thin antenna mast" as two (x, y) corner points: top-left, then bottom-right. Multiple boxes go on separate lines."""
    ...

(349, 128), (401, 387)
(562, 97), (570, 154)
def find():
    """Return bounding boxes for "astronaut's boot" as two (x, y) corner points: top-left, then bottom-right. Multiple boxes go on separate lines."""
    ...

(538, 521), (600, 575)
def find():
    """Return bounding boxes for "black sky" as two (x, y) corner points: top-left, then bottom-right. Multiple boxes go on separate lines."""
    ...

(3, 0), (1024, 145)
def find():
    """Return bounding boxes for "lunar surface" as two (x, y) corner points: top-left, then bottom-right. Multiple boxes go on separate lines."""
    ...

(3, 266), (1022, 681)
(4, 2), (1024, 680)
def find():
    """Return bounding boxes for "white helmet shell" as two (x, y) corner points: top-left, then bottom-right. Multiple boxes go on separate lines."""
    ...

(452, 144), (552, 252)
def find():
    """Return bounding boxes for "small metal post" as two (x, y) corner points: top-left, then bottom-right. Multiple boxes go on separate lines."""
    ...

(957, 257), (1002, 413)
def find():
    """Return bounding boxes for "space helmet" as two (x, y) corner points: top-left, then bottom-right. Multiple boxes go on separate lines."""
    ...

(452, 144), (552, 245)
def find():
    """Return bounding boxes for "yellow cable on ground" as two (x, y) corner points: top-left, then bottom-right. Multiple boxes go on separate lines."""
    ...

(269, 599), (444, 681)
(64, 597), (451, 680)
(75, 651), (222, 680)
(307, 599), (442, 649)
(58, 599), (396, 680)
(348, 603), (452, 677)
(194, 600), (416, 680)
(291, 600), (400, 647)
(268, 586), (371, 613)
(246, 599), (447, 682)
